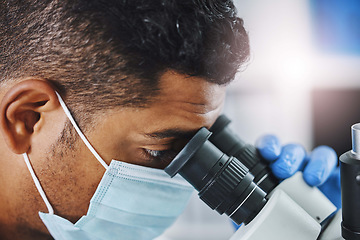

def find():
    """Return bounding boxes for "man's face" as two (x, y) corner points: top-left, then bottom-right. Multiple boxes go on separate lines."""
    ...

(6, 70), (226, 238)
(89, 71), (226, 169)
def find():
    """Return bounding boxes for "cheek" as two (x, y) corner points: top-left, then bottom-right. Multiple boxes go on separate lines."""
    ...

(112, 147), (152, 167)
(35, 141), (106, 222)
(87, 121), (138, 165)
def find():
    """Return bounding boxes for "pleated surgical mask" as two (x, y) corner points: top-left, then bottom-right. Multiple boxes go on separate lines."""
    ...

(22, 92), (194, 240)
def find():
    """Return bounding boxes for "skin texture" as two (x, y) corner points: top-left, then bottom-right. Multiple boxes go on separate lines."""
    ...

(0, 71), (226, 240)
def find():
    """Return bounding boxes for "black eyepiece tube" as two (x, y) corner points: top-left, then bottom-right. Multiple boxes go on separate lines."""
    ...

(209, 115), (278, 193)
(340, 123), (360, 240)
(165, 128), (267, 225)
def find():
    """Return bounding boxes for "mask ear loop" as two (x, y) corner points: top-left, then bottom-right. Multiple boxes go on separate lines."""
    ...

(21, 92), (109, 215)
(23, 153), (54, 215)
(55, 92), (109, 170)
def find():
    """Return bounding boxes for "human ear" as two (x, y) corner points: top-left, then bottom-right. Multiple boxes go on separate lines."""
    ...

(0, 79), (60, 154)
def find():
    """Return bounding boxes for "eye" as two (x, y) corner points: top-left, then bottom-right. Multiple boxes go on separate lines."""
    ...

(142, 148), (177, 164)
(145, 149), (165, 158)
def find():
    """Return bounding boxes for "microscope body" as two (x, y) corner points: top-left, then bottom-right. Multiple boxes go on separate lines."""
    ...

(231, 172), (343, 240)
(165, 116), (359, 240)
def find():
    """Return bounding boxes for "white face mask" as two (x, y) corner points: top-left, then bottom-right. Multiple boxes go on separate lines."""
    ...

(22, 92), (194, 240)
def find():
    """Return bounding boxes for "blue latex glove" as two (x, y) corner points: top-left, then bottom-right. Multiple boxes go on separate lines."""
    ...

(256, 134), (341, 209)
(232, 134), (341, 230)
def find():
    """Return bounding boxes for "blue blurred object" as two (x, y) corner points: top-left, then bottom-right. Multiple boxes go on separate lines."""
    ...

(270, 144), (307, 180)
(255, 135), (281, 162)
(257, 135), (307, 180)
(232, 221), (242, 230)
(318, 167), (342, 209)
(231, 135), (341, 230)
(303, 145), (337, 186)
(310, 0), (360, 55)
(256, 134), (340, 207)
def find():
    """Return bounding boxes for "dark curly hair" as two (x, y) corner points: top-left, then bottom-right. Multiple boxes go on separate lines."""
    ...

(0, 0), (249, 122)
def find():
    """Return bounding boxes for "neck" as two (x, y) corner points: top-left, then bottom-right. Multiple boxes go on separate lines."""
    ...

(0, 144), (51, 240)
(0, 223), (52, 240)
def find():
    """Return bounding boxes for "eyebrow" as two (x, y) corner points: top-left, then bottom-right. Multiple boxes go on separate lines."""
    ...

(144, 128), (197, 140)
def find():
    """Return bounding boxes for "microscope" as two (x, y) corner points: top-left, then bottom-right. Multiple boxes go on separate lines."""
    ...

(165, 115), (360, 240)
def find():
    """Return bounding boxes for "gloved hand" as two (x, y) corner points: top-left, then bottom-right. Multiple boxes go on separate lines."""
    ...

(256, 134), (341, 209)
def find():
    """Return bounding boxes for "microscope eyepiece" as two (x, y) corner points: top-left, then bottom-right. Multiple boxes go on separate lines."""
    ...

(165, 128), (267, 225)
(209, 115), (278, 193)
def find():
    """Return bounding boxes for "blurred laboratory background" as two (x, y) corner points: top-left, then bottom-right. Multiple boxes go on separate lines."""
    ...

(157, 0), (360, 239)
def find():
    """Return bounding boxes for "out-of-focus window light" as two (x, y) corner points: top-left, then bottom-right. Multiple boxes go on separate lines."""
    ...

(229, 0), (360, 149)
(233, 0), (360, 89)
(310, 0), (360, 55)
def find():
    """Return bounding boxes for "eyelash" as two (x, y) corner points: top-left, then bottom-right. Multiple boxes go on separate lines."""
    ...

(143, 148), (177, 163)
(145, 149), (165, 158)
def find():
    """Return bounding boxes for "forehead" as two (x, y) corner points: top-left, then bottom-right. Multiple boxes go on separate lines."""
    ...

(97, 71), (227, 142)
(152, 71), (226, 128)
